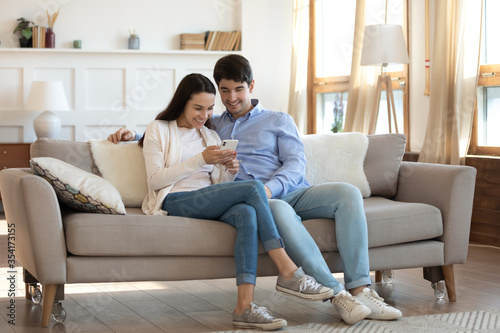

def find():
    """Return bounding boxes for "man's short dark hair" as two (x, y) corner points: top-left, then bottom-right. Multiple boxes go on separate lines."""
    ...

(213, 55), (253, 86)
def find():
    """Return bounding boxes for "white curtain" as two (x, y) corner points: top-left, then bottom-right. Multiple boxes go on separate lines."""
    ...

(343, 0), (380, 134)
(288, 0), (309, 134)
(418, 0), (483, 165)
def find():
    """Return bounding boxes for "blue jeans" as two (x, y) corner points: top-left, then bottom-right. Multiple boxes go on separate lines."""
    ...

(269, 182), (371, 293)
(162, 180), (284, 286)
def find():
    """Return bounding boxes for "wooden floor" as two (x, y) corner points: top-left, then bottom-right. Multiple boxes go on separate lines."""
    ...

(0, 214), (499, 333)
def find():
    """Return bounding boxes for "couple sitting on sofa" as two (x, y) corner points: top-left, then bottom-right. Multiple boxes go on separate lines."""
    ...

(108, 55), (402, 330)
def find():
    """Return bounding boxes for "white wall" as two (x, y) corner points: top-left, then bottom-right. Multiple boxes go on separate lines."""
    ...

(0, 0), (293, 142)
(0, 0), (433, 152)
(0, 0), (241, 50)
(241, 0), (293, 113)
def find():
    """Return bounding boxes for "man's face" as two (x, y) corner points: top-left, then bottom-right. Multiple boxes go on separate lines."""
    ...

(218, 79), (254, 119)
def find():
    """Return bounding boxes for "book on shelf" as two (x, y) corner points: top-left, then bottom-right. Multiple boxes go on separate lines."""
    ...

(40, 27), (46, 48)
(204, 31), (214, 50)
(204, 30), (241, 51)
(179, 31), (242, 51)
(32, 26), (38, 48)
(233, 31), (242, 51)
(208, 31), (221, 50)
(31, 26), (47, 48)
(180, 33), (206, 50)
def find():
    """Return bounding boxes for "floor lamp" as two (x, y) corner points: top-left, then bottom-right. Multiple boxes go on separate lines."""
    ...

(360, 24), (409, 133)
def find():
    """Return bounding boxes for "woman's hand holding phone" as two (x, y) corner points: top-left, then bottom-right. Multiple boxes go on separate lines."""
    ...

(202, 145), (234, 165)
(202, 140), (238, 173)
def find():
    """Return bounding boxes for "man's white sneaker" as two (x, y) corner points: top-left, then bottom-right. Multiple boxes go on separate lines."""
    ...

(356, 288), (403, 320)
(332, 290), (371, 325)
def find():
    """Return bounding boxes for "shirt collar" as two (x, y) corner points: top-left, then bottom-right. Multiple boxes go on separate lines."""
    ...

(222, 99), (262, 121)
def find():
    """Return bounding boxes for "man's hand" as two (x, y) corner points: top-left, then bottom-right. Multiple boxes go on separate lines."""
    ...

(224, 153), (239, 175)
(107, 128), (136, 144)
(264, 186), (272, 199)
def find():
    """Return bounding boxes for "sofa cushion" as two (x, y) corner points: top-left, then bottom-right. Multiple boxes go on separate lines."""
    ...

(364, 134), (406, 197)
(64, 197), (442, 257)
(302, 132), (371, 198)
(90, 140), (148, 208)
(31, 157), (126, 215)
(31, 138), (98, 175)
(303, 197), (442, 251)
(63, 208), (243, 256)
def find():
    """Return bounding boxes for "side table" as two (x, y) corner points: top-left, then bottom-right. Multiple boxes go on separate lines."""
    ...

(0, 143), (32, 200)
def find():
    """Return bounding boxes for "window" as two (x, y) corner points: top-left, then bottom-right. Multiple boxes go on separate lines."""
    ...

(469, 0), (500, 155)
(308, 0), (409, 138)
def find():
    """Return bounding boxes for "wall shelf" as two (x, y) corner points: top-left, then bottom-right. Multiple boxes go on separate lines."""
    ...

(0, 48), (242, 56)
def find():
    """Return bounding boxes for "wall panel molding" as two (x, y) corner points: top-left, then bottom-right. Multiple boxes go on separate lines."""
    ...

(0, 51), (235, 142)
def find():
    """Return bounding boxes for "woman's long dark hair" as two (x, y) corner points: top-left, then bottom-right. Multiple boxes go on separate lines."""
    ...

(138, 73), (216, 147)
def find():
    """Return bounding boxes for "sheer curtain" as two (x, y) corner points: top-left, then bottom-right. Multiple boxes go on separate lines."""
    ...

(288, 0), (309, 134)
(418, 0), (483, 165)
(343, 0), (380, 134)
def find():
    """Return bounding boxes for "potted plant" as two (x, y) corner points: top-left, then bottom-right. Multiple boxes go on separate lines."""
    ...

(13, 17), (34, 47)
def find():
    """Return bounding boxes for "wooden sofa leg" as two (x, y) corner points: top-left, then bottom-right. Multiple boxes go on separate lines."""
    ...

(375, 271), (382, 283)
(442, 265), (456, 302)
(41, 284), (58, 327)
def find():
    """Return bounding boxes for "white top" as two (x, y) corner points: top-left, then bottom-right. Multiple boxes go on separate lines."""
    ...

(141, 120), (236, 215)
(170, 127), (213, 193)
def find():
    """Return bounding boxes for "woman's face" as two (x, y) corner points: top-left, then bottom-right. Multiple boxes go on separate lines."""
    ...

(176, 92), (215, 129)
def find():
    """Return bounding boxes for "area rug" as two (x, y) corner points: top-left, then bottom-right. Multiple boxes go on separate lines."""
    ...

(214, 308), (500, 333)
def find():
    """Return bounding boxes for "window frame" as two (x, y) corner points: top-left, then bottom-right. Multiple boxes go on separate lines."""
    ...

(468, 64), (500, 156)
(307, 0), (410, 150)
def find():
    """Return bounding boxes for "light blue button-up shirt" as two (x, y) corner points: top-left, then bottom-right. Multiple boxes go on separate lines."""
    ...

(135, 99), (310, 198)
(211, 99), (309, 198)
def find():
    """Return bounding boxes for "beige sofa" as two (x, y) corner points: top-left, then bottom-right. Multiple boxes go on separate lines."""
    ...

(0, 133), (477, 327)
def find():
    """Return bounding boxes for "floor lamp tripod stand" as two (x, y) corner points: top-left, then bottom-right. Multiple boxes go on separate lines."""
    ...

(369, 65), (399, 134)
(360, 24), (409, 134)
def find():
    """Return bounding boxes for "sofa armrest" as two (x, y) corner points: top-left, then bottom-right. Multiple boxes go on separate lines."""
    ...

(0, 168), (67, 285)
(394, 162), (477, 265)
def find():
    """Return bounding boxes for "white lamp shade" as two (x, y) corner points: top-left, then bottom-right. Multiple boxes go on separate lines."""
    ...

(25, 81), (69, 138)
(25, 81), (69, 111)
(360, 24), (409, 66)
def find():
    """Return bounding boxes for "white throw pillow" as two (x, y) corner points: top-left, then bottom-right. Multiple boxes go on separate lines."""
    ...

(90, 140), (148, 207)
(301, 132), (371, 198)
(31, 157), (126, 215)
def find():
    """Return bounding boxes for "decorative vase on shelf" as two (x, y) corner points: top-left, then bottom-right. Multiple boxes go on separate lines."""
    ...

(128, 35), (140, 49)
(45, 28), (55, 48)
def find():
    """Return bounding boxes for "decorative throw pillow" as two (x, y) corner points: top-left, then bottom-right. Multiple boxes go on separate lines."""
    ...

(31, 157), (126, 215)
(301, 132), (371, 198)
(90, 140), (148, 208)
(364, 134), (407, 198)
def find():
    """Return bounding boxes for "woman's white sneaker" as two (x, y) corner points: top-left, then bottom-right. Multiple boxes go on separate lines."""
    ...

(332, 290), (371, 324)
(356, 288), (403, 320)
(276, 267), (334, 301)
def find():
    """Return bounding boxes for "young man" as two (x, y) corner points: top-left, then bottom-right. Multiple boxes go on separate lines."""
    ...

(108, 55), (402, 325)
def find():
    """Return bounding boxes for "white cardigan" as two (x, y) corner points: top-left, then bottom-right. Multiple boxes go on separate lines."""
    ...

(142, 120), (236, 215)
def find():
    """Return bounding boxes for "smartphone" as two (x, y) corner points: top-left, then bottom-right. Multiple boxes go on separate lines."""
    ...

(220, 139), (238, 151)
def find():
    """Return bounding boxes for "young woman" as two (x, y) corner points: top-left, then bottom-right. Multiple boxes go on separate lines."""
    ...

(140, 73), (333, 331)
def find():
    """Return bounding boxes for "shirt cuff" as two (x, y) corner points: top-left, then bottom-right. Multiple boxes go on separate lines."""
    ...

(264, 180), (283, 199)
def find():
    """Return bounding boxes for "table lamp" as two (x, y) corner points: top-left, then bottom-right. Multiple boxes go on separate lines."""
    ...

(25, 81), (69, 138)
(360, 24), (409, 133)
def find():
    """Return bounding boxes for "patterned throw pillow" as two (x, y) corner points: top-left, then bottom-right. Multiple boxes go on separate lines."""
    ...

(31, 157), (126, 215)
